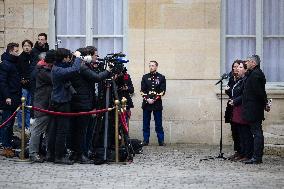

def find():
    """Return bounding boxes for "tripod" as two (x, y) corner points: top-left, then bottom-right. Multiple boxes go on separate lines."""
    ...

(200, 74), (228, 161)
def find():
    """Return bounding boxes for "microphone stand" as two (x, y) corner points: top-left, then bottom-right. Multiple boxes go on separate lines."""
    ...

(200, 75), (228, 161)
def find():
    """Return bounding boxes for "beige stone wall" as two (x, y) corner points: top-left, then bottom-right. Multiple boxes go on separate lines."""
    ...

(127, 0), (232, 144)
(1, 0), (48, 53)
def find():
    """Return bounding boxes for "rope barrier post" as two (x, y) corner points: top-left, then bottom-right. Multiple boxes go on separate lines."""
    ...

(121, 97), (127, 145)
(114, 100), (120, 163)
(20, 97), (26, 160)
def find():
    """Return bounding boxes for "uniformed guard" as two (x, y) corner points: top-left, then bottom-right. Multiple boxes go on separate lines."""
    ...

(140, 60), (166, 146)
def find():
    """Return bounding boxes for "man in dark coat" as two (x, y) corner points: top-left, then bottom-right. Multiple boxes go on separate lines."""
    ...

(141, 60), (166, 146)
(47, 48), (81, 165)
(29, 50), (56, 163)
(242, 55), (270, 164)
(17, 39), (35, 129)
(0, 43), (21, 158)
(32, 33), (49, 63)
(69, 47), (110, 164)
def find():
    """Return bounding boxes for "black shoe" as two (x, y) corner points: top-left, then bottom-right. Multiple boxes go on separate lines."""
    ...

(159, 142), (165, 146)
(243, 158), (262, 164)
(77, 155), (94, 164)
(94, 159), (106, 165)
(143, 141), (149, 146)
(69, 152), (79, 161)
(46, 152), (55, 162)
(29, 154), (44, 163)
(54, 156), (74, 165)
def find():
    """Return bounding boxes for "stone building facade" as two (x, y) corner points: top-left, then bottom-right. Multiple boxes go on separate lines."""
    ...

(0, 0), (283, 150)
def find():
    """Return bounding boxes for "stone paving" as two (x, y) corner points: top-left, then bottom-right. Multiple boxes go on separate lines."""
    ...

(0, 144), (283, 189)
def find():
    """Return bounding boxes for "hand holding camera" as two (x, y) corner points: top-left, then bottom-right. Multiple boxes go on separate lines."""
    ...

(73, 51), (81, 58)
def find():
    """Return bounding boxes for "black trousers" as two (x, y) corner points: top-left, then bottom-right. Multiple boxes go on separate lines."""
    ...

(230, 122), (241, 153)
(238, 124), (253, 158)
(47, 102), (71, 159)
(70, 114), (91, 155)
(250, 121), (264, 160)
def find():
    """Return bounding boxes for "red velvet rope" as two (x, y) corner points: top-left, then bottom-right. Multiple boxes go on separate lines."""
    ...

(0, 107), (20, 129)
(30, 106), (112, 116)
(119, 111), (129, 134)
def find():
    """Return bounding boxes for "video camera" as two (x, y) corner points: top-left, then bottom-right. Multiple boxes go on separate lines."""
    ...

(97, 52), (129, 75)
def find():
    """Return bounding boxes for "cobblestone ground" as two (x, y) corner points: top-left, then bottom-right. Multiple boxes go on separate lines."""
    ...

(0, 144), (283, 189)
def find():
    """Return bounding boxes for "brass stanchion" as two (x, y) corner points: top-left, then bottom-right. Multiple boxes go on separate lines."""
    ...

(114, 100), (120, 163)
(14, 97), (29, 162)
(20, 97), (26, 160)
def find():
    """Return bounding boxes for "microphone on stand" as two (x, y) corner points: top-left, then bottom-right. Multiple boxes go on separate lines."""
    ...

(215, 73), (229, 85)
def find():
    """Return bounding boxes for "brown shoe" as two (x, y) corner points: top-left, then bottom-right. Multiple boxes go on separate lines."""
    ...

(228, 152), (239, 160)
(232, 155), (244, 161)
(239, 157), (250, 162)
(1, 148), (15, 158)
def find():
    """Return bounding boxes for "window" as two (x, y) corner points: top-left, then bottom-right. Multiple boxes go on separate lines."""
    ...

(221, 0), (284, 82)
(49, 0), (128, 57)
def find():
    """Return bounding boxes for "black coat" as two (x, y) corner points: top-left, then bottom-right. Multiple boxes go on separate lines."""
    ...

(0, 52), (21, 109)
(31, 42), (49, 65)
(242, 67), (267, 123)
(225, 72), (236, 98)
(70, 64), (109, 111)
(33, 62), (53, 118)
(231, 76), (246, 106)
(18, 51), (36, 90)
(141, 72), (166, 111)
(116, 73), (134, 109)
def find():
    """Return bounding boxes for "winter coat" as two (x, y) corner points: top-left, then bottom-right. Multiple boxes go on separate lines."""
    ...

(242, 67), (268, 123)
(70, 63), (110, 111)
(0, 52), (21, 109)
(33, 60), (53, 117)
(31, 41), (49, 63)
(51, 58), (81, 103)
(18, 51), (36, 90)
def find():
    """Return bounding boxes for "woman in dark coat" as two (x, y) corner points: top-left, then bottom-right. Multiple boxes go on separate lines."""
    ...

(224, 60), (241, 160)
(229, 62), (253, 161)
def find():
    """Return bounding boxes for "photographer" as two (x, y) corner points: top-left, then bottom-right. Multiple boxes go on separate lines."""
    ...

(69, 46), (111, 164)
(47, 48), (81, 165)
(29, 50), (56, 163)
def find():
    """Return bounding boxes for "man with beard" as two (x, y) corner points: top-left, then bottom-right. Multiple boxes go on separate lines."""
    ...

(32, 33), (49, 62)
(0, 43), (21, 158)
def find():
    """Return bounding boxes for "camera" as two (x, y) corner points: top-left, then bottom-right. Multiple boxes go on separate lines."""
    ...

(97, 52), (129, 75)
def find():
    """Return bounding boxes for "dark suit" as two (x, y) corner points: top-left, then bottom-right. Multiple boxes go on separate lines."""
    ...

(242, 67), (267, 161)
(141, 72), (166, 144)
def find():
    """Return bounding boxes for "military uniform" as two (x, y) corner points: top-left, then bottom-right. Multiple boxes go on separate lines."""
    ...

(140, 72), (166, 145)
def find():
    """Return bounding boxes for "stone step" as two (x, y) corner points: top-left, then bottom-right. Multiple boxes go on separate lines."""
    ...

(265, 125), (284, 136)
(264, 132), (284, 145)
(264, 144), (284, 157)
